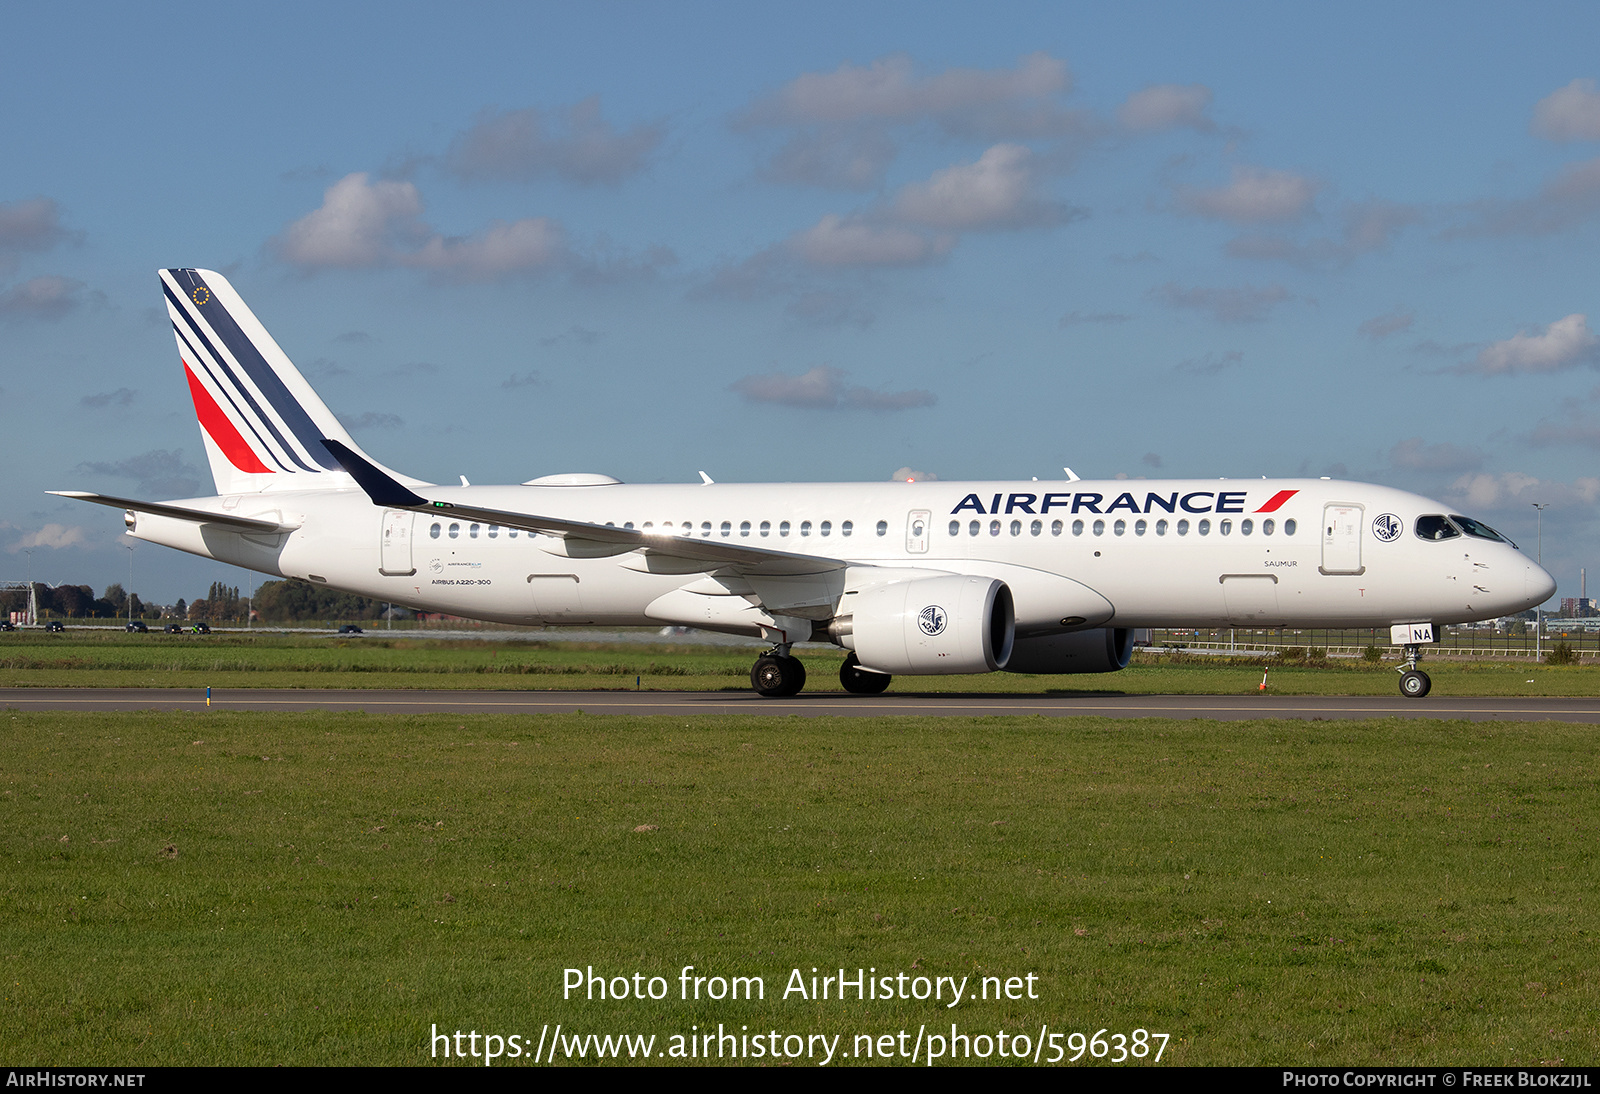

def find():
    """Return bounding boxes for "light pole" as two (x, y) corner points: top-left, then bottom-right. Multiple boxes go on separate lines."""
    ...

(1532, 503), (1547, 659)
(23, 548), (34, 626)
(122, 542), (135, 628)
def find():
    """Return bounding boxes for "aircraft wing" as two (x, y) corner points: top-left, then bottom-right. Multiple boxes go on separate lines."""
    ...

(321, 440), (844, 577)
(49, 491), (297, 533)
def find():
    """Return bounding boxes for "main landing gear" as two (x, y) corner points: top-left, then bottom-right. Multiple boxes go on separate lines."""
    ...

(839, 652), (892, 694)
(750, 649), (895, 697)
(1397, 644), (1431, 699)
(751, 647), (806, 698)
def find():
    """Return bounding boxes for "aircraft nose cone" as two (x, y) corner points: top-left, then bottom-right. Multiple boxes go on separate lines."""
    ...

(1527, 561), (1557, 607)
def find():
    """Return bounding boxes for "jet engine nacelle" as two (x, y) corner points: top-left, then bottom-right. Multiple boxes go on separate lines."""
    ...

(837, 574), (1014, 675)
(1004, 627), (1135, 674)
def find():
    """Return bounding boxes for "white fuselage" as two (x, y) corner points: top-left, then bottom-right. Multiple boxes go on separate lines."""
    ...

(127, 477), (1554, 638)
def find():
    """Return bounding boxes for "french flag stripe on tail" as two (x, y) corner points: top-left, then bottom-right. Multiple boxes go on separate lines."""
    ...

(165, 281), (315, 470)
(172, 322), (293, 472)
(163, 275), (338, 472)
(183, 363), (274, 474)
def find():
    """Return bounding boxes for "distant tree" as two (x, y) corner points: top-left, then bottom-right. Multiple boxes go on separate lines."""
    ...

(174, 598), (187, 619)
(103, 584), (127, 612)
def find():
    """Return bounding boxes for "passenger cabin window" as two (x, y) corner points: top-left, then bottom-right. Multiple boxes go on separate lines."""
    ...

(779, 521), (790, 536)
(1415, 515), (1461, 541)
(801, 520), (812, 536)
(1072, 519), (1084, 536)
(876, 520), (888, 536)
(1051, 520), (1063, 536)
(1219, 519), (1232, 535)
(1113, 519), (1126, 536)
(969, 520), (980, 536)
(1092, 519), (1105, 536)
(1010, 520), (1022, 536)
(1031, 519), (1042, 536)
(488, 525), (499, 538)
(720, 521), (731, 537)
(1241, 519), (1253, 535)
(760, 521), (771, 537)
(989, 520), (1001, 536)
(1284, 519), (1297, 536)
(1177, 519), (1190, 536)
(1198, 519), (1211, 535)
(430, 523), (441, 539)
(739, 521), (751, 537)
(1262, 519), (1274, 535)
(949, 520), (960, 537)
(1135, 519), (1147, 536)
(1155, 519), (1168, 536)
(449, 523), (460, 539)
(842, 521), (853, 537)
(820, 521), (832, 536)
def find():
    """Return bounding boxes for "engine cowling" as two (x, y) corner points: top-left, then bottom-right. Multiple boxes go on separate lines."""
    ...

(1004, 627), (1134, 674)
(836, 574), (1014, 675)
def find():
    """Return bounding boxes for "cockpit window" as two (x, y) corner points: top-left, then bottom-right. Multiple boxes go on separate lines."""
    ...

(1415, 515), (1461, 541)
(1449, 515), (1514, 546)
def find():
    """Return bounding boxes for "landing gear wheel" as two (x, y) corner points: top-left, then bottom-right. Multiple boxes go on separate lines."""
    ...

(1399, 670), (1431, 699)
(752, 654), (806, 698)
(839, 653), (891, 695)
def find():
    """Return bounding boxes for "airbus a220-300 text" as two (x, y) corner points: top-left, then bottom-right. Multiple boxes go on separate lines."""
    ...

(56, 270), (1556, 699)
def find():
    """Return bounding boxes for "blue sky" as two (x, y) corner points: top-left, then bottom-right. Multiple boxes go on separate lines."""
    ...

(4, 1), (1599, 603)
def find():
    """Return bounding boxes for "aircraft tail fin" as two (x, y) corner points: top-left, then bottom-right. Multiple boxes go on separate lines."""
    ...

(161, 268), (419, 496)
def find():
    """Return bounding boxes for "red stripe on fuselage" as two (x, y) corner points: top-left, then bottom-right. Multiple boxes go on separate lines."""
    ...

(184, 362), (273, 474)
(1255, 489), (1298, 513)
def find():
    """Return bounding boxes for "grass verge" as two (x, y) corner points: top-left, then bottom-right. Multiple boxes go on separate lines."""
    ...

(2, 710), (1596, 1065)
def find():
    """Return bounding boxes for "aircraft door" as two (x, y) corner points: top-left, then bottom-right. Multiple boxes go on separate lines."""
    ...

(906, 510), (931, 554)
(1320, 504), (1364, 575)
(528, 573), (591, 622)
(379, 510), (416, 576)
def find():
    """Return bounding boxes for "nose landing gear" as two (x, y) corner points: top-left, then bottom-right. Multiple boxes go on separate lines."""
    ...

(1397, 644), (1431, 698)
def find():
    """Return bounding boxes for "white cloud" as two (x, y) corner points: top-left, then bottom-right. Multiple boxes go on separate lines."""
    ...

(274, 173), (566, 279)
(748, 52), (1070, 128)
(891, 467), (938, 481)
(1359, 309), (1415, 340)
(11, 524), (85, 551)
(1461, 157), (1600, 235)
(274, 173), (426, 268)
(1532, 78), (1600, 142)
(1449, 471), (1600, 512)
(445, 98), (662, 185)
(788, 214), (952, 267)
(0, 198), (74, 270)
(1470, 314), (1597, 375)
(1175, 166), (1318, 224)
(74, 448), (203, 498)
(1117, 84), (1214, 132)
(1390, 437), (1482, 473)
(892, 143), (1071, 230)
(1152, 282), (1291, 323)
(0, 275), (90, 320)
(409, 218), (565, 280)
(760, 127), (898, 190)
(730, 365), (935, 411)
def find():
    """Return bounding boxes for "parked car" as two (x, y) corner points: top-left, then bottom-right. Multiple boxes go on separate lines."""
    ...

(337, 624), (364, 635)
(126, 620), (149, 633)
(0, 620), (14, 631)
(44, 620), (65, 632)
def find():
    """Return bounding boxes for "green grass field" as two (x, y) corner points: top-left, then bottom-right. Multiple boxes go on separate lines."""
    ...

(3, 709), (1596, 1066)
(4, 630), (1599, 696)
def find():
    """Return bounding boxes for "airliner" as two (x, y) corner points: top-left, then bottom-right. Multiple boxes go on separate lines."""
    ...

(55, 269), (1555, 699)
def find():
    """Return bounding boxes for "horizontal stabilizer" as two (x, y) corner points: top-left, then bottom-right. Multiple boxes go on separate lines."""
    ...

(50, 491), (295, 533)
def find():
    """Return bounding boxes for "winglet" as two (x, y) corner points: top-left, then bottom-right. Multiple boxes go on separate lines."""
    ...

(320, 439), (429, 508)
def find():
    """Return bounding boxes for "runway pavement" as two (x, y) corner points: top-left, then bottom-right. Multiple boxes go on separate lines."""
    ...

(4, 687), (1599, 721)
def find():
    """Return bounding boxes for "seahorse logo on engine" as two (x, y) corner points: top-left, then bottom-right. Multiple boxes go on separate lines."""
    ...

(918, 604), (947, 636)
